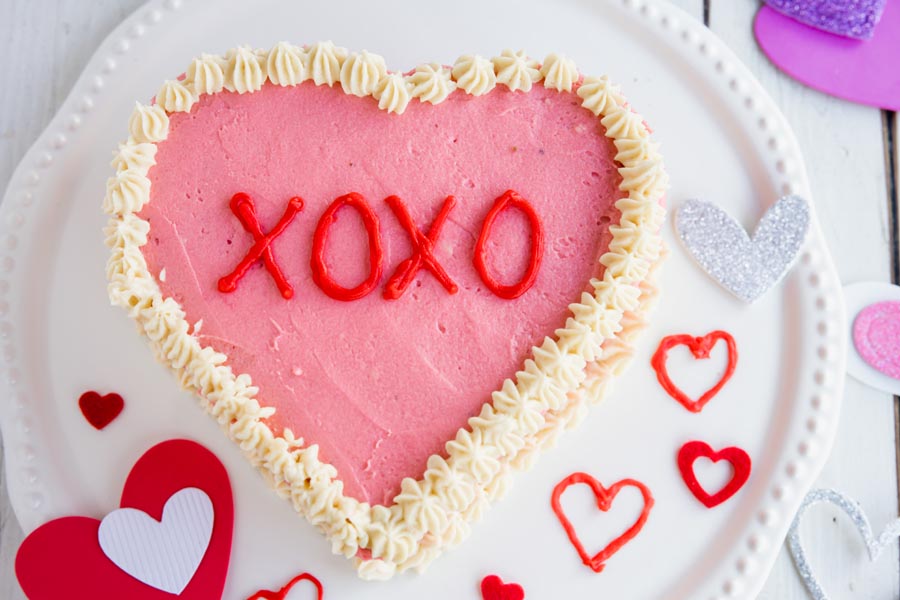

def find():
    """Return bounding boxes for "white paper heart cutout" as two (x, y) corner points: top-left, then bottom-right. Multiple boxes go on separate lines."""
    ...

(98, 487), (214, 594)
(676, 195), (810, 303)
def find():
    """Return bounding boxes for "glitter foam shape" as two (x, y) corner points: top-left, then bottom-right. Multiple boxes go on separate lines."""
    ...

(764, 0), (887, 39)
(788, 488), (900, 600)
(675, 195), (810, 303)
(852, 300), (900, 380)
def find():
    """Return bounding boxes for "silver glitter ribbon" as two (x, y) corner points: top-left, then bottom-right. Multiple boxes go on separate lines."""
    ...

(788, 488), (900, 600)
(675, 195), (810, 303)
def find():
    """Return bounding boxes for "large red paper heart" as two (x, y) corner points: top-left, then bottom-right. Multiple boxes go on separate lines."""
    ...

(105, 43), (666, 576)
(677, 440), (752, 508)
(754, 1), (900, 110)
(78, 390), (124, 430)
(15, 440), (233, 599)
(481, 574), (525, 600)
(551, 472), (654, 573)
(651, 331), (737, 413)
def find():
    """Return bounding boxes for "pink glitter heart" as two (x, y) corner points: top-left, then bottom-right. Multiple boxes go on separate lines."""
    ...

(853, 301), (900, 380)
(754, 1), (900, 111)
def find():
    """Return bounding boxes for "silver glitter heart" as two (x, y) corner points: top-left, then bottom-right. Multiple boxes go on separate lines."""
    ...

(675, 195), (810, 303)
(788, 488), (900, 600)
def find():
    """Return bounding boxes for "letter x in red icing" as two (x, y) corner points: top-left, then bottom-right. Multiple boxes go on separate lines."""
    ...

(218, 192), (304, 299)
(383, 195), (459, 300)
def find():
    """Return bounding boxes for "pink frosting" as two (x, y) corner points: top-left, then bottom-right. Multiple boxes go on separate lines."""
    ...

(142, 81), (622, 505)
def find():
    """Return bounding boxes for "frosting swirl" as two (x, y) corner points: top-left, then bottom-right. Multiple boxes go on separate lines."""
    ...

(127, 102), (168, 143)
(340, 50), (387, 97)
(103, 169), (150, 215)
(491, 49), (542, 92)
(156, 79), (196, 113)
(540, 53), (579, 92)
(408, 63), (456, 105)
(373, 73), (412, 115)
(451, 54), (496, 96)
(266, 41), (308, 86)
(186, 54), (227, 95)
(577, 75), (625, 116)
(111, 142), (157, 174)
(225, 46), (265, 94)
(308, 41), (348, 86)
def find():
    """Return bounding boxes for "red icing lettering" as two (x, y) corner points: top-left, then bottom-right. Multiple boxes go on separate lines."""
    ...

(383, 195), (458, 300)
(474, 189), (545, 299)
(311, 192), (384, 301)
(218, 192), (304, 299)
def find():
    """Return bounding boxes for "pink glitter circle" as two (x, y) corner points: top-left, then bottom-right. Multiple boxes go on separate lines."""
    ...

(852, 300), (900, 380)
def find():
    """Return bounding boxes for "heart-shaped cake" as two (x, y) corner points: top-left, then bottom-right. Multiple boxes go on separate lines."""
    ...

(104, 41), (667, 579)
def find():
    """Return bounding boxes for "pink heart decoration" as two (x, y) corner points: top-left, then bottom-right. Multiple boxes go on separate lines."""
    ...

(15, 440), (233, 599)
(141, 83), (625, 505)
(853, 300), (900, 380)
(754, 1), (900, 111)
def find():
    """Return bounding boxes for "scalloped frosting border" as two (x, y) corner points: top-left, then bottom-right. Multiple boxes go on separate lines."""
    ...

(103, 41), (668, 580)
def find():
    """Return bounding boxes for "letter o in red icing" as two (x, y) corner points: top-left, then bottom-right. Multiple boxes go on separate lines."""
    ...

(311, 193), (384, 301)
(474, 189), (545, 299)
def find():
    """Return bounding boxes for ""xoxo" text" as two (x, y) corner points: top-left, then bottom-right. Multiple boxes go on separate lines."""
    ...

(217, 190), (545, 302)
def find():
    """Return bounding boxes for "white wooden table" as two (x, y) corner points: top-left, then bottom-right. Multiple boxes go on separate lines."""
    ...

(0, 1), (897, 597)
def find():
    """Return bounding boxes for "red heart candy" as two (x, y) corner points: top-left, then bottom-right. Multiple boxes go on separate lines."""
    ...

(480, 574), (525, 600)
(650, 331), (738, 413)
(551, 473), (654, 573)
(15, 439), (233, 599)
(247, 572), (324, 600)
(677, 440), (752, 508)
(78, 390), (125, 430)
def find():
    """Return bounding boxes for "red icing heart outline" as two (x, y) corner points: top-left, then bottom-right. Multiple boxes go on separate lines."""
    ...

(551, 472), (654, 573)
(481, 574), (525, 600)
(650, 331), (737, 413)
(247, 572), (324, 600)
(78, 390), (125, 430)
(15, 439), (233, 599)
(677, 440), (752, 508)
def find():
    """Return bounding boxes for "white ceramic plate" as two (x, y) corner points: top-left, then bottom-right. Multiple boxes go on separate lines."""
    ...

(0, 0), (846, 598)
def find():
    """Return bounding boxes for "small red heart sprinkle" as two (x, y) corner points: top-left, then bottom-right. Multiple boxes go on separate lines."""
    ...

(78, 391), (124, 430)
(481, 574), (525, 600)
(677, 440), (752, 508)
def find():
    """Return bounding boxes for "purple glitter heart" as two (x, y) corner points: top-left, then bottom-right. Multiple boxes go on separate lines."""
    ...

(764, 0), (887, 39)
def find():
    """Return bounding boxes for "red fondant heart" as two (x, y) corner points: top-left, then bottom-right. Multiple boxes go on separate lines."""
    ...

(15, 439), (233, 599)
(551, 472), (654, 573)
(677, 440), (752, 508)
(481, 574), (524, 600)
(650, 331), (737, 413)
(78, 390), (124, 430)
(247, 572), (324, 600)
